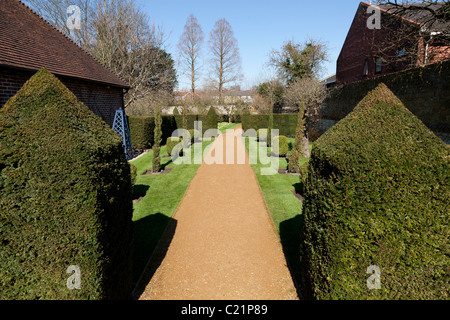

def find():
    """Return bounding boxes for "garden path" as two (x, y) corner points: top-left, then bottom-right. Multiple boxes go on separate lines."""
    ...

(138, 126), (298, 300)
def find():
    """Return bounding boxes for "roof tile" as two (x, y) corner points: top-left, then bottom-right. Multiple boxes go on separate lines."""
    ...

(0, 0), (129, 89)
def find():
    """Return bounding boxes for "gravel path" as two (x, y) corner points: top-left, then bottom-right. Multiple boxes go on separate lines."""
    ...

(138, 126), (298, 300)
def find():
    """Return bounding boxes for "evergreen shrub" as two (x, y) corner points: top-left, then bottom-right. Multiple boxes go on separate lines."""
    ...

(0, 68), (133, 299)
(301, 83), (450, 300)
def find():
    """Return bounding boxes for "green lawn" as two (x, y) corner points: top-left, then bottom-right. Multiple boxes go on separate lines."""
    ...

(244, 136), (311, 292)
(130, 140), (213, 284)
(218, 122), (240, 133)
(130, 128), (310, 293)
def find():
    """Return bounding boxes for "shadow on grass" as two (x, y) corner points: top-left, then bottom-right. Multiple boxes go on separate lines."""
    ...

(160, 158), (173, 170)
(292, 182), (304, 195)
(131, 213), (177, 299)
(133, 184), (149, 199)
(279, 214), (304, 299)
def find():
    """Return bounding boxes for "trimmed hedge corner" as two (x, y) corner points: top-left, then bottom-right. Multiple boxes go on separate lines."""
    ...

(0, 68), (134, 300)
(301, 83), (450, 300)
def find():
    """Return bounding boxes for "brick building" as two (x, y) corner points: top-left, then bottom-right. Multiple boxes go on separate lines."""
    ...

(337, 2), (450, 85)
(0, 0), (130, 127)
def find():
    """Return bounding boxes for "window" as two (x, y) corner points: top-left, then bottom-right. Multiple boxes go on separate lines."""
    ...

(375, 57), (383, 73)
(363, 59), (369, 76)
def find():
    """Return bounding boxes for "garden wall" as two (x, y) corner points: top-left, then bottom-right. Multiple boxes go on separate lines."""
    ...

(321, 60), (450, 143)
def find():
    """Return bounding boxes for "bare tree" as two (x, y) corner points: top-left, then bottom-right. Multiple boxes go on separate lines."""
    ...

(24, 0), (95, 48)
(23, 0), (177, 115)
(208, 18), (242, 102)
(92, 0), (177, 110)
(371, 1), (450, 66)
(284, 77), (327, 157)
(178, 14), (204, 97)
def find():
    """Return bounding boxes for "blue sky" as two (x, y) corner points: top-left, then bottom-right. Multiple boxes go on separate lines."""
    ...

(136, 0), (365, 90)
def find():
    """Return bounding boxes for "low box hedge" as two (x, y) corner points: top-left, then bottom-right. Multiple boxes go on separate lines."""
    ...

(0, 68), (134, 300)
(301, 83), (449, 300)
(272, 135), (289, 156)
(166, 137), (181, 156)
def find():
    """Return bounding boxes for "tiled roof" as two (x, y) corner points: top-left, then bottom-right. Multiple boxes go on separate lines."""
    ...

(0, 0), (129, 89)
(363, 2), (450, 33)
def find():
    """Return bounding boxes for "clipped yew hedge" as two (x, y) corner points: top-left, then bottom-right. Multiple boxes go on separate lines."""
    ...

(0, 68), (134, 300)
(301, 83), (450, 300)
(242, 114), (298, 137)
(128, 116), (154, 150)
(129, 109), (220, 150)
(128, 115), (177, 151)
(205, 107), (219, 133)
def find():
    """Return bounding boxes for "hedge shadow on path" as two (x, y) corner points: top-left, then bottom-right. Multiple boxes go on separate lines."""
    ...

(132, 214), (177, 299)
(279, 214), (304, 299)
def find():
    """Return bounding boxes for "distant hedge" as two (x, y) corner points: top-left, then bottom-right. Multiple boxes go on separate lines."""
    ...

(0, 68), (134, 300)
(242, 114), (298, 137)
(129, 110), (219, 150)
(300, 83), (450, 300)
(128, 116), (154, 150)
(128, 115), (177, 151)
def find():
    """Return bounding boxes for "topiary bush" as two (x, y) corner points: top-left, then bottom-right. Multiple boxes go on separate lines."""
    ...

(166, 137), (181, 157)
(152, 103), (162, 173)
(298, 160), (309, 193)
(130, 163), (137, 187)
(205, 107), (218, 132)
(257, 128), (268, 142)
(0, 68), (134, 300)
(300, 83), (450, 300)
(272, 135), (289, 157)
(189, 129), (201, 143)
(288, 102), (306, 173)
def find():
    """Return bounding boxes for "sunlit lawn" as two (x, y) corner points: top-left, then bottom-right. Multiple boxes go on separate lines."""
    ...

(130, 140), (213, 284)
(244, 135), (311, 290)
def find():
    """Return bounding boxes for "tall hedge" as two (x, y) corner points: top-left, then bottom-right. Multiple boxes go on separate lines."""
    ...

(152, 104), (162, 172)
(205, 107), (219, 133)
(301, 83), (449, 300)
(0, 68), (134, 300)
(128, 115), (177, 151)
(128, 116), (154, 150)
(242, 114), (298, 137)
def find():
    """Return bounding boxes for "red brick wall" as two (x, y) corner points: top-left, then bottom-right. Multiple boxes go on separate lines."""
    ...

(0, 66), (124, 127)
(322, 60), (450, 142)
(337, 3), (419, 85)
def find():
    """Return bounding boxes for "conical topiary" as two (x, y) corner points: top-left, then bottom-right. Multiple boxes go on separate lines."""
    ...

(0, 68), (133, 299)
(152, 103), (162, 172)
(301, 83), (449, 300)
(205, 106), (219, 132)
(288, 100), (306, 173)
